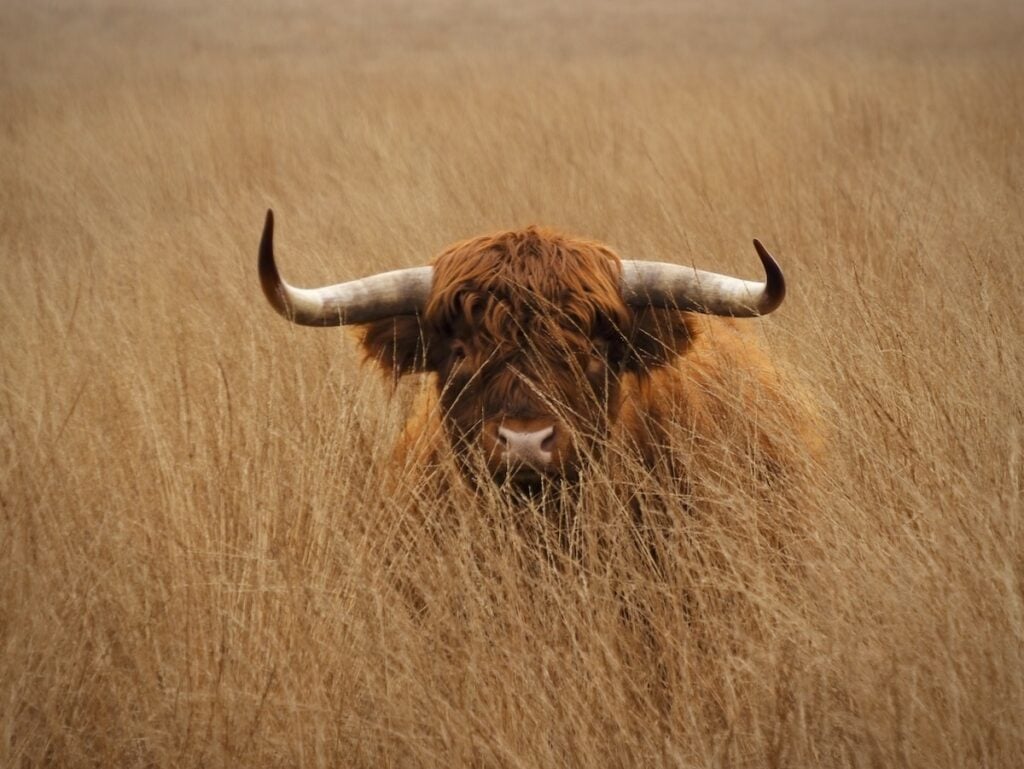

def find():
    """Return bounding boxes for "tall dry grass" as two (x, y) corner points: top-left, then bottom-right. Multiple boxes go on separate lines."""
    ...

(2, 1), (1023, 766)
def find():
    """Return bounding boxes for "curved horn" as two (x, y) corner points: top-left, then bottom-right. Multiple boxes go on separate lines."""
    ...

(259, 210), (433, 326)
(620, 240), (785, 317)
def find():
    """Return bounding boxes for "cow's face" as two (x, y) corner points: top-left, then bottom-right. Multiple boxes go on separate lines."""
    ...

(359, 227), (696, 486)
(432, 297), (625, 485)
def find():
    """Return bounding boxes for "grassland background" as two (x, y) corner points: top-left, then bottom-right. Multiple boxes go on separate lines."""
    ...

(2, 1), (1024, 766)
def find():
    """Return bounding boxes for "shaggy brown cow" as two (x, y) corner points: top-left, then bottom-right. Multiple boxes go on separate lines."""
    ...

(259, 210), (815, 489)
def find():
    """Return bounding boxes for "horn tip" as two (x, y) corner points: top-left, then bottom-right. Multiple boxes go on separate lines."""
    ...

(752, 239), (786, 313)
(259, 209), (287, 315)
(259, 210), (277, 274)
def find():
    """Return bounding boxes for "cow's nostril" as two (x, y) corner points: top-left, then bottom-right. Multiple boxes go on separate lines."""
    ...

(541, 427), (556, 452)
(497, 431), (509, 447)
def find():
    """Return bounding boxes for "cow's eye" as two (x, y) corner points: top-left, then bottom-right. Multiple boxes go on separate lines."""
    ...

(450, 341), (468, 362)
(585, 341), (608, 375)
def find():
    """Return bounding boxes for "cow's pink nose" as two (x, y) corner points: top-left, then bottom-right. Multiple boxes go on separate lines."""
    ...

(497, 425), (556, 466)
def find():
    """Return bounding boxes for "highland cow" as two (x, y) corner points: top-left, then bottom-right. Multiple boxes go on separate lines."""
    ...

(258, 210), (816, 490)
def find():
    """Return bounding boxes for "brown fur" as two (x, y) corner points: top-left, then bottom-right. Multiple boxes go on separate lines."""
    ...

(358, 226), (817, 488)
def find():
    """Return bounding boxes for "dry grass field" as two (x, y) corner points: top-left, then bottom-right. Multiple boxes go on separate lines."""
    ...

(3, 1), (1024, 766)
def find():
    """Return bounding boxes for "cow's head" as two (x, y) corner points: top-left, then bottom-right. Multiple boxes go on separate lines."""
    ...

(258, 211), (784, 486)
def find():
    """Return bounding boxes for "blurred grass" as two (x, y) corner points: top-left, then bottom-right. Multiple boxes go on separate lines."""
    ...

(2, 1), (1023, 766)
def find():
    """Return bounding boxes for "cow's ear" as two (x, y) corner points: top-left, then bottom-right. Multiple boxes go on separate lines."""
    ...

(357, 315), (435, 377)
(620, 308), (697, 373)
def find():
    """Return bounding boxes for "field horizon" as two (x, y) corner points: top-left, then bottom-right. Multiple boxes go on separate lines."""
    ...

(3, 1), (1023, 767)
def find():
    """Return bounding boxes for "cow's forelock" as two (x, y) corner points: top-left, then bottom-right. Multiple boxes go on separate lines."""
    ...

(425, 226), (631, 344)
